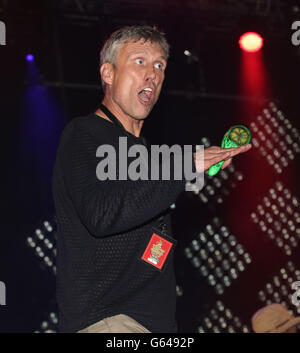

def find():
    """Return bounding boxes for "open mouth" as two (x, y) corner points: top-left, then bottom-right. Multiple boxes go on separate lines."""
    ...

(138, 87), (154, 105)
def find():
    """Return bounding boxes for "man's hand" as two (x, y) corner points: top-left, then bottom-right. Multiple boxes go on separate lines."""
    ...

(194, 144), (252, 173)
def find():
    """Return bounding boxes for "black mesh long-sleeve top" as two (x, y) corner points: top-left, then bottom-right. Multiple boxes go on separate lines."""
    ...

(52, 113), (189, 333)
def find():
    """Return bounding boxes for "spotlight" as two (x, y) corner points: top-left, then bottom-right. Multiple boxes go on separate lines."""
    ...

(26, 54), (34, 62)
(27, 218), (57, 275)
(199, 250), (207, 262)
(239, 32), (263, 53)
(176, 285), (183, 297)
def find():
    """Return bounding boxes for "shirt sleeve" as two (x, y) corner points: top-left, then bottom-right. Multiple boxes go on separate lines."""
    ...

(60, 121), (193, 238)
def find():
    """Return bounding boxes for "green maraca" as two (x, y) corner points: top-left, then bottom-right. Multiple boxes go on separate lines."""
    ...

(208, 125), (252, 177)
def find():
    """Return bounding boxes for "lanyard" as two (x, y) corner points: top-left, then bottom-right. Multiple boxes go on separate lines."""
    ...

(99, 104), (147, 146)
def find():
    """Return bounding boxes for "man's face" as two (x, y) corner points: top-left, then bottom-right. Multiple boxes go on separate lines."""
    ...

(106, 39), (167, 120)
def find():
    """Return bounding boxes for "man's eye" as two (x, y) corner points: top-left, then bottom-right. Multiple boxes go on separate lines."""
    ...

(154, 63), (163, 69)
(135, 59), (143, 65)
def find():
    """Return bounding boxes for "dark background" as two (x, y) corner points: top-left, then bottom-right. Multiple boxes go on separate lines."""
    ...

(0, 0), (300, 332)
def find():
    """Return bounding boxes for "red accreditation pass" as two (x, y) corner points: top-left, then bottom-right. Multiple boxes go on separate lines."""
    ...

(140, 232), (175, 271)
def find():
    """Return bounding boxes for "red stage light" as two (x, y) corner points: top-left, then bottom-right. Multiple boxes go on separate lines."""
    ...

(239, 32), (263, 53)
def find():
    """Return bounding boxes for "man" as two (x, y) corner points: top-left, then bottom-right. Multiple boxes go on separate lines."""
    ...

(52, 25), (251, 333)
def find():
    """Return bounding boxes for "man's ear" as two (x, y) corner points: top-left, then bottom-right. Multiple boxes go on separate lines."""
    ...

(100, 62), (114, 86)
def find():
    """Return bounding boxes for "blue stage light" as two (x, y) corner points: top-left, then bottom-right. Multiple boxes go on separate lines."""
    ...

(26, 54), (34, 62)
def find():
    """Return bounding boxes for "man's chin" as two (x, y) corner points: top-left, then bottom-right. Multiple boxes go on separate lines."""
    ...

(133, 106), (154, 120)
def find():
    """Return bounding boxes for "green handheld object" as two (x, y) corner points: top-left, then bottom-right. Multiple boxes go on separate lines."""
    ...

(208, 125), (252, 176)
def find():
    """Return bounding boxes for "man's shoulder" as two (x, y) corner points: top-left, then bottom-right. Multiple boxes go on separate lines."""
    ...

(61, 113), (116, 142)
(68, 113), (114, 132)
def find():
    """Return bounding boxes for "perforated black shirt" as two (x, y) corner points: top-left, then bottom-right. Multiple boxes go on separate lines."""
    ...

(52, 113), (187, 333)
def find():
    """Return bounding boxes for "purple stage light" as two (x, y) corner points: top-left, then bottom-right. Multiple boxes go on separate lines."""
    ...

(26, 54), (34, 62)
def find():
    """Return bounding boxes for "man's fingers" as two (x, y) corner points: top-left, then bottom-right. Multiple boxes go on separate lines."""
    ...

(221, 158), (232, 169)
(211, 152), (231, 165)
(206, 144), (252, 155)
(202, 144), (252, 172)
(225, 144), (252, 158)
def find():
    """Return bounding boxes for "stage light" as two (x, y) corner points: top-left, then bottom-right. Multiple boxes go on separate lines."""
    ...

(207, 241), (215, 251)
(197, 301), (251, 333)
(270, 117), (279, 128)
(26, 54), (34, 62)
(206, 224), (214, 236)
(239, 32), (263, 53)
(221, 243), (230, 254)
(207, 257), (216, 270)
(213, 234), (222, 245)
(198, 232), (207, 243)
(258, 131), (266, 142)
(227, 164), (236, 173)
(188, 220), (252, 296)
(35, 312), (58, 333)
(200, 265), (209, 276)
(203, 317), (212, 329)
(257, 205), (265, 216)
(212, 177), (222, 188)
(263, 196), (271, 207)
(250, 122), (259, 133)
(210, 309), (218, 320)
(176, 285), (183, 297)
(27, 218), (57, 275)
(269, 102), (277, 111)
(266, 283), (273, 294)
(243, 253), (252, 264)
(219, 170), (229, 180)
(281, 286), (288, 296)
(222, 259), (230, 271)
(215, 267), (223, 278)
(265, 212), (273, 224)
(257, 115), (264, 125)
(184, 247), (193, 259)
(220, 226), (229, 237)
(229, 268), (238, 279)
(236, 244), (244, 255)
(266, 140), (274, 150)
(208, 274), (216, 286)
(257, 262), (300, 320)
(263, 109), (271, 118)
(237, 261), (245, 272)
(258, 291), (266, 301)
(199, 192), (208, 203)
(287, 149), (295, 160)
(191, 239), (200, 251)
(292, 142), (300, 153)
(191, 256), (201, 268)
(215, 283), (224, 295)
(291, 127), (299, 138)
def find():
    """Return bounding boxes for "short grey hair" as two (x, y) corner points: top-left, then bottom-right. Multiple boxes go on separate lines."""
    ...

(99, 25), (170, 91)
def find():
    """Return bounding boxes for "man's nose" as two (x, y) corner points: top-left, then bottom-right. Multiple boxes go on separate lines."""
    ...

(145, 64), (156, 81)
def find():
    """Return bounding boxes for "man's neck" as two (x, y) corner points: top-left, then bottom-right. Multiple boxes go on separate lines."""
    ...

(95, 97), (144, 138)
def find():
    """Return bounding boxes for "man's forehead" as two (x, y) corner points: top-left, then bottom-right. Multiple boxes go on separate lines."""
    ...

(119, 39), (167, 59)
